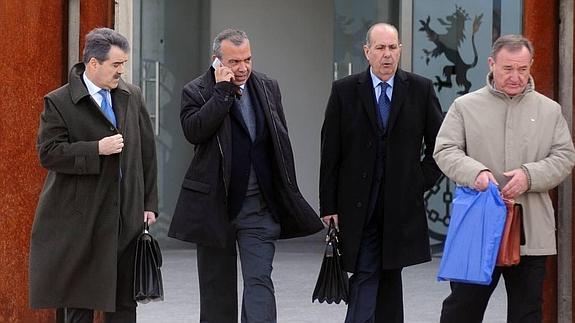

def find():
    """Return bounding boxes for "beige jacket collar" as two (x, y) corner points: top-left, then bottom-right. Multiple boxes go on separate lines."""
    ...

(485, 72), (535, 100)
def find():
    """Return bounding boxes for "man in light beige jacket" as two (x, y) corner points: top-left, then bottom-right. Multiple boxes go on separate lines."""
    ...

(434, 34), (575, 323)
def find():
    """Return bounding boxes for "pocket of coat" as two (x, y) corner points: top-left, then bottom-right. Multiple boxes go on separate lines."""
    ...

(182, 179), (211, 194)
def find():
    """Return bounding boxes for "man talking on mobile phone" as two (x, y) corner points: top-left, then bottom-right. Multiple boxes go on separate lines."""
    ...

(168, 29), (323, 323)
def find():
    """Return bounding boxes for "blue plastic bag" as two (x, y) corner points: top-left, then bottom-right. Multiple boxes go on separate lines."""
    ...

(437, 182), (507, 285)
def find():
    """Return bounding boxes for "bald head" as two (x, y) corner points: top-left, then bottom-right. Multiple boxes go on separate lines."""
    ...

(366, 23), (400, 47)
(363, 23), (402, 81)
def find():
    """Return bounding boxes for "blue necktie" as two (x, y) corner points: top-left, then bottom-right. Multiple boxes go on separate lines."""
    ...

(98, 89), (117, 127)
(377, 82), (391, 129)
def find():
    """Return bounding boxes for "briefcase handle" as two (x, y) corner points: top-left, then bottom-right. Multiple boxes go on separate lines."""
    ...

(326, 219), (338, 242)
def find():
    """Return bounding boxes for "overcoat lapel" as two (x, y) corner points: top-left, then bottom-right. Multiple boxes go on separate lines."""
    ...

(357, 69), (380, 132)
(387, 69), (409, 134)
(247, 76), (269, 141)
(247, 79), (266, 142)
(70, 70), (121, 129)
(111, 82), (130, 132)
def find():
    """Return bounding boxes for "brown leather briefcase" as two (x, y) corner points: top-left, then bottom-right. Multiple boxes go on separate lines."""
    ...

(496, 200), (524, 266)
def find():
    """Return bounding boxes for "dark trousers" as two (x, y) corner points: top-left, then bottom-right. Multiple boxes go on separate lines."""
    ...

(345, 211), (404, 323)
(60, 232), (138, 323)
(440, 255), (547, 323)
(63, 306), (135, 323)
(197, 194), (281, 323)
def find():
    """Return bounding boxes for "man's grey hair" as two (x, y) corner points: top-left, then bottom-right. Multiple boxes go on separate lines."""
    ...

(82, 28), (130, 64)
(490, 34), (534, 60)
(365, 23), (400, 46)
(212, 29), (249, 58)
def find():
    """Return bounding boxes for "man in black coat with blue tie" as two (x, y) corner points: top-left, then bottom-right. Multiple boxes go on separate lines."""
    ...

(169, 29), (323, 323)
(320, 23), (444, 322)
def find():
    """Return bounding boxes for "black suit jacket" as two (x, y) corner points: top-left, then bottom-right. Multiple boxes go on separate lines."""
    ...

(169, 68), (323, 247)
(320, 68), (444, 271)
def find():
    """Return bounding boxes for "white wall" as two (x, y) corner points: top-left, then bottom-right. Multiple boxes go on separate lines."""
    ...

(211, 0), (334, 213)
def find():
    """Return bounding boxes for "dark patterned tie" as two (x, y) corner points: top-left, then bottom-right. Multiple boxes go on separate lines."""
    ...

(98, 89), (117, 127)
(377, 82), (391, 129)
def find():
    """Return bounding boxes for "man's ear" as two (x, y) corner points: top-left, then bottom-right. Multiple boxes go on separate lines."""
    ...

(86, 57), (99, 71)
(363, 45), (370, 61)
(488, 57), (495, 72)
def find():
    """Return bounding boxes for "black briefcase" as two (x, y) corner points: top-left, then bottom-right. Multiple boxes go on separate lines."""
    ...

(312, 219), (349, 304)
(133, 222), (164, 303)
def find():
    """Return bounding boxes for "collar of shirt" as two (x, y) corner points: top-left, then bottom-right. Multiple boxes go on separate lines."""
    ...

(369, 67), (395, 102)
(235, 83), (246, 100)
(83, 72), (110, 107)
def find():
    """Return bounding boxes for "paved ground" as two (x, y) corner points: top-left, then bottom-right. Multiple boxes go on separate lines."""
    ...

(138, 241), (506, 322)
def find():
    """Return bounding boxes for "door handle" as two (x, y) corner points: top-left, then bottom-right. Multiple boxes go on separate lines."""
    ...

(142, 60), (160, 136)
(153, 61), (160, 136)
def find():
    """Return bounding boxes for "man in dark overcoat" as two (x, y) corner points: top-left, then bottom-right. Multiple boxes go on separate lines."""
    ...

(29, 28), (158, 323)
(320, 23), (444, 322)
(169, 29), (323, 323)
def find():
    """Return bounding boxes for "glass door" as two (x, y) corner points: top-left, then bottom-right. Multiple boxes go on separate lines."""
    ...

(333, 0), (399, 80)
(334, 0), (523, 253)
(133, 0), (210, 246)
(408, 0), (523, 252)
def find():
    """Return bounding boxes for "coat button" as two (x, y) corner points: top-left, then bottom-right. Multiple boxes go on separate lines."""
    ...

(356, 202), (363, 208)
(362, 172), (367, 179)
(110, 126), (115, 131)
(367, 141), (373, 148)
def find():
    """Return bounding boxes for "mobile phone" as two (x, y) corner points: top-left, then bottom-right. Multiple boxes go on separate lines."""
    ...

(211, 57), (221, 69)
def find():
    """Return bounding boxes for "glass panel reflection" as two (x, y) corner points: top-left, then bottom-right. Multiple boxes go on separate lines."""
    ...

(412, 0), (522, 252)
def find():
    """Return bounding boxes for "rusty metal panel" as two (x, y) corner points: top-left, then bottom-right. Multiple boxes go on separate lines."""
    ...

(0, 0), (67, 322)
(524, 1), (560, 322)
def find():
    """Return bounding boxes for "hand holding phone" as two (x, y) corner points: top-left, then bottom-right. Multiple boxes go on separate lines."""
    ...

(212, 57), (234, 83)
(212, 57), (221, 69)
